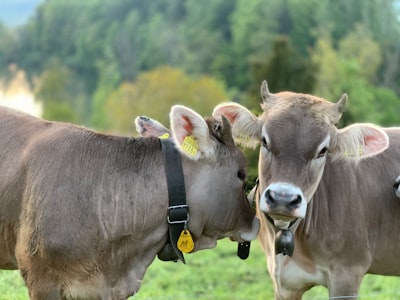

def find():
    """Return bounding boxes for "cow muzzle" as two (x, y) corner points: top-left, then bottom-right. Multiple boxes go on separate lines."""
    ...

(239, 217), (260, 242)
(260, 182), (307, 229)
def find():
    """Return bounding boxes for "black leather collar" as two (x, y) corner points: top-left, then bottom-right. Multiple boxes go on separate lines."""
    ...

(157, 138), (188, 263)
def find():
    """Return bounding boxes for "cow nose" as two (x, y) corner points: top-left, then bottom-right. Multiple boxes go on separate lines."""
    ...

(265, 183), (303, 210)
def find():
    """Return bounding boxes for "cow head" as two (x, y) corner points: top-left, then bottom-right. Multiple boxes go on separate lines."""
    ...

(213, 81), (389, 229)
(136, 106), (260, 251)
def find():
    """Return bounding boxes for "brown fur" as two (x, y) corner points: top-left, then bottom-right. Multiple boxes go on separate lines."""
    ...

(0, 106), (257, 299)
(259, 95), (400, 299)
(214, 85), (400, 300)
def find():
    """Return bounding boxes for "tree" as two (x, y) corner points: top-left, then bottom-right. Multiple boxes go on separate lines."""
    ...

(34, 59), (79, 123)
(179, 0), (235, 76)
(229, 0), (281, 89)
(105, 66), (229, 134)
(311, 32), (400, 126)
(0, 23), (15, 76)
(246, 36), (316, 112)
(339, 24), (382, 81)
(1, 0), (400, 129)
(310, 35), (342, 100)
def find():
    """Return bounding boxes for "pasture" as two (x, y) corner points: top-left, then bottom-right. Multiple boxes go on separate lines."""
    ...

(0, 239), (399, 299)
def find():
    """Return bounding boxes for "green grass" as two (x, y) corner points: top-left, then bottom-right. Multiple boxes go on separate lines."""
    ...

(0, 240), (399, 299)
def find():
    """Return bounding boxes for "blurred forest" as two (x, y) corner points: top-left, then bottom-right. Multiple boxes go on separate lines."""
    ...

(0, 0), (400, 180)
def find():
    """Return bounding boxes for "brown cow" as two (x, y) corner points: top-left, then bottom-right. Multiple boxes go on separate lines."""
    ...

(213, 81), (400, 299)
(0, 105), (259, 299)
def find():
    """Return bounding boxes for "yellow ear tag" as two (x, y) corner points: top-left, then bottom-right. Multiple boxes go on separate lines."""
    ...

(343, 146), (363, 157)
(159, 133), (170, 139)
(181, 136), (198, 157)
(177, 229), (195, 253)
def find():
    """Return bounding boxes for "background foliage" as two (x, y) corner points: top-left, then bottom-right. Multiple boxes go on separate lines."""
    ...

(0, 0), (399, 128)
(1, 0), (399, 182)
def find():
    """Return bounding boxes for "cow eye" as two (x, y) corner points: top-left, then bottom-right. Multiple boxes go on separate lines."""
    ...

(261, 137), (269, 151)
(316, 147), (328, 158)
(237, 169), (246, 181)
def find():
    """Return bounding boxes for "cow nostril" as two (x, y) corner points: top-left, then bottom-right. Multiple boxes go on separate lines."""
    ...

(265, 190), (276, 205)
(289, 195), (302, 208)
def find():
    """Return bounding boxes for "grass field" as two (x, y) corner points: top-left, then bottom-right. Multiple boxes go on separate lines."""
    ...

(0, 239), (399, 299)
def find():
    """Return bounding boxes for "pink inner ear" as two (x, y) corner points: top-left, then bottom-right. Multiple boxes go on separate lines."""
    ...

(182, 116), (193, 133)
(223, 111), (238, 124)
(214, 106), (238, 124)
(363, 133), (388, 155)
(173, 116), (193, 144)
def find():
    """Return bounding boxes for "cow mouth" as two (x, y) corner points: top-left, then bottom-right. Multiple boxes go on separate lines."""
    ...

(268, 213), (296, 222)
(264, 212), (298, 230)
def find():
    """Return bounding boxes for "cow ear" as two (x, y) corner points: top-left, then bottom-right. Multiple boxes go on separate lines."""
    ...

(260, 80), (273, 103)
(332, 123), (389, 161)
(134, 116), (171, 138)
(170, 105), (216, 160)
(331, 93), (348, 124)
(213, 102), (262, 148)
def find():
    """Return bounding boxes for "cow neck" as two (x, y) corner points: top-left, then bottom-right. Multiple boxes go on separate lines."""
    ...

(157, 138), (188, 264)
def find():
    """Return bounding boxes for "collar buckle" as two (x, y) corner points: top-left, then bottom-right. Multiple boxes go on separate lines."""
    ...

(167, 205), (189, 224)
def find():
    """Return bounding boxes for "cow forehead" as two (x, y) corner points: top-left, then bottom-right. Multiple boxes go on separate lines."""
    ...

(261, 93), (333, 155)
(261, 92), (338, 125)
(264, 120), (330, 162)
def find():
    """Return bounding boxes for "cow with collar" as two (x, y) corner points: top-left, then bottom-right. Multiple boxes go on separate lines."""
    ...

(213, 81), (400, 299)
(0, 105), (259, 299)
